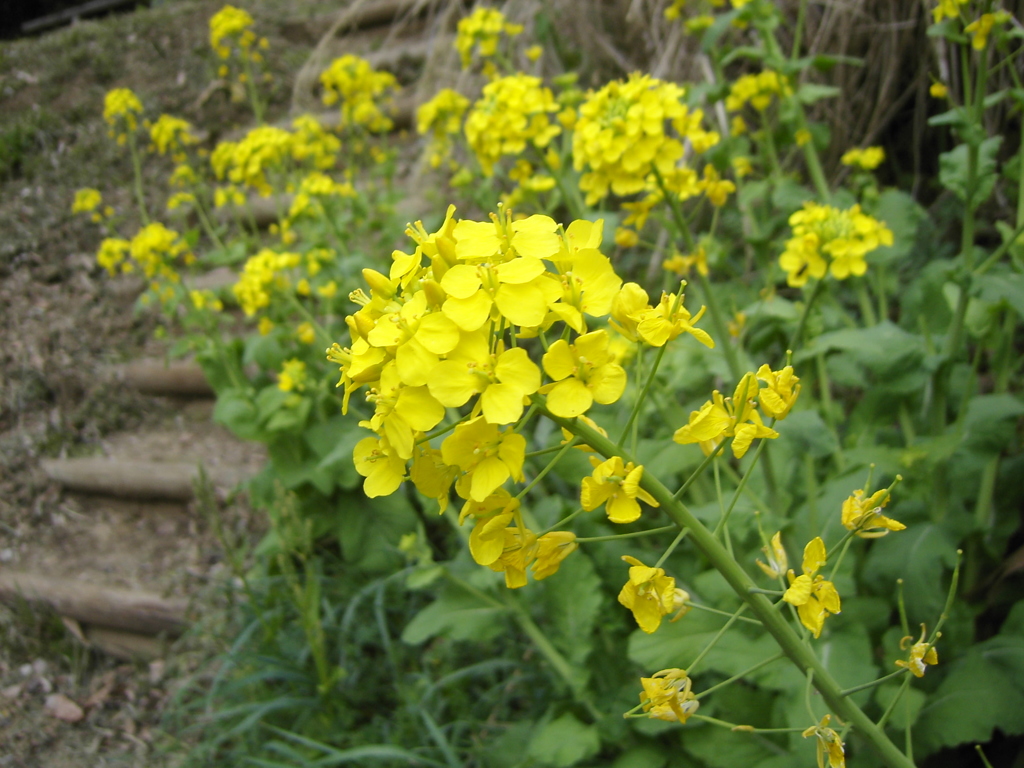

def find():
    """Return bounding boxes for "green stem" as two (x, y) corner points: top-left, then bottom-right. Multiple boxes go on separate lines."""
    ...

(713, 433), (773, 537)
(697, 652), (785, 702)
(857, 279), (879, 326)
(687, 603), (749, 675)
(674, 441), (726, 500)
(684, 601), (763, 625)
(840, 667), (908, 697)
(876, 673), (912, 730)
(576, 525), (676, 543)
(536, 396), (917, 768)
(517, 438), (579, 500)
(617, 344), (667, 446)
(791, 279), (825, 349)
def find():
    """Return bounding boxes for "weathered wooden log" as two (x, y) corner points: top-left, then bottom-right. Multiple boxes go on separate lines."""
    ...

(83, 625), (167, 660)
(115, 359), (213, 397)
(40, 458), (248, 501)
(0, 572), (187, 636)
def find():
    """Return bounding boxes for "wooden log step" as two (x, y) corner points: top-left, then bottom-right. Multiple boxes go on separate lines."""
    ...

(0, 571), (187, 637)
(40, 458), (248, 501)
(114, 359), (213, 398)
(83, 625), (167, 661)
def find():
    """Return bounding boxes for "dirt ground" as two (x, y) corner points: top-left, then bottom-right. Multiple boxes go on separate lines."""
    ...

(0, 1), (342, 763)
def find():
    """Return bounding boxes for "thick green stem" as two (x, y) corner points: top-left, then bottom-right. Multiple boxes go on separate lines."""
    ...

(535, 397), (916, 768)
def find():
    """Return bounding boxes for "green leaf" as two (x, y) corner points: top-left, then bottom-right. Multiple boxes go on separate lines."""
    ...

(527, 713), (600, 767)
(611, 746), (666, 768)
(795, 321), (924, 377)
(771, 179), (814, 214)
(975, 272), (1024, 319)
(871, 189), (925, 264)
(541, 551), (602, 669)
(307, 417), (364, 490)
(875, 683), (927, 731)
(796, 83), (841, 104)
(213, 389), (264, 441)
(863, 524), (958, 626)
(682, 724), (795, 768)
(914, 634), (1024, 754)
(338, 492), (416, 572)
(938, 136), (1003, 209)
(401, 584), (506, 644)
(777, 410), (839, 459)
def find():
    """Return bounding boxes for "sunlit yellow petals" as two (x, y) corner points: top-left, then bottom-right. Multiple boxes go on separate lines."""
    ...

(532, 531), (577, 580)
(441, 263), (483, 298)
(510, 215), (560, 258)
(564, 218), (604, 253)
(841, 482), (904, 538)
(816, 579), (841, 614)
(395, 338), (440, 387)
(444, 290), (493, 331)
(354, 436), (407, 497)
(546, 378), (593, 418)
(428, 360), (482, 406)
(756, 363), (801, 420)
(494, 347), (541, 394)
(673, 401), (731, 444)
(581, 456), (658, 523)
(731, 415), (777, 458)
(607, 494), (642, 524)
(783, 573), (814, 606)
(468, 509), (515, 565)
(494, 282), (549, 327)
(416, 312), (461, 354)
(618, 555), (677, 633)
(639, 669), (699, 723)
(481, 384), (528, 424)
(442, 418), (526, 502)
(494, 256), (545, 284)
(410, 445), (456, 513)
(589, 364), (627, 404)
(471, 457), (512, 501)
(542, 340), (576, 380)
(610, 282), (650, 342)
(802, 537), (827, 574)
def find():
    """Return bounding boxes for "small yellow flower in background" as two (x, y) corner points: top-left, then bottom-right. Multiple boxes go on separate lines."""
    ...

(525, 44), (543, 62)
(258, 316), (275, 335)
(454, 7), (523, 69)
(840, 476), (904, 537)
(730, 115), (748, 136)
(803, 714), (845, 768)
(783, 537), (841, 638)
(72, 188), (102, 215)
(728, 310), (747, 338)
(732, 156), (753, 178)
(618, 555), (678, 633)
(296, 278), (311, 297)
(317, 280), (338, 299)
(615, 227), (639, 248)
(664, 0), (686, 20)
(931, 0), (968, 23)
(930, 82), (948, 99)
(278, 358), (307, 392)
(638, 668), (700, 723)
(756, 531), (789, 579)
(148, 114), (198, 157)
(726, 70), (791, 113)
(167, 192), (196, 211)
(580, 455), (659, 524)
(964, 12), (1009, 50)
(96, 237), (130, 275)
(699, 165), (735, 207)
(189, 289), (222, 312)
(210, 5), (256, 58)
(779, 202), (893, 286)
(417, 88), (470, 168)
(756, 363), (800, 420)
(320, 55), (398, 133)
(103, 88), (143, 144)
(685, 14), (715, 34)
(296, 321), (316, 345)
(841, 146), (885, 171)
(795, 129), (812, 147)
(896, 625), (939, 677)
(663, 245), (708, 278)
(129, 222), (191, 280)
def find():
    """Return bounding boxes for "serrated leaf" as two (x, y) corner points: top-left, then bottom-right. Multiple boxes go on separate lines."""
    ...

(914, 635), (1024, 754)
(401, 585), (506, 644)
(939, 136), (1002, 209)
(527, 713), (600, 767)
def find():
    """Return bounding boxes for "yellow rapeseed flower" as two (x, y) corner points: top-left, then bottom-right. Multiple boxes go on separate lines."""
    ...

(803, 715), (845, 768)
(320, 55), (398, 133)
(840, 146), (885, 171)
(618, 555), (679, 633)
(71, 188), (102, 215)
(783, 537), (841, 638)
(895, 625), (939, 677)
(103, 88), (143, 144)
(580, 455), (659, 524)
(779, 202), (893, 286)
(638, 668), (700, 723)
(454, 7), (523, 69)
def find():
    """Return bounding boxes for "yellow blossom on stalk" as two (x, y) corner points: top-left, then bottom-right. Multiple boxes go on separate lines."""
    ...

(167, 192), (196, 210)
(429, 339), (541, 425)
(417, 88), (470, 168)
(360, 361), (445, 460)
(233, 248), (301, 315)
(189, 289), (222, 312)
(258, 316), (274, 335)
(840, 479), (904, 537)
(755, 363), (800, 420)
(930, 82), (948, 99)
(525, 44), (543, 62)
(783, 537), (841, 638)
(664, 246), (708, 278)
(454, 7), (523, 69)
(441, 416), (526, 502)
(354, 434), (408, 497)
(296, 321), (316, 345)
(72, 188), (102, 215)
(756, 531), (789, 579)
(803, 715), (845, 768)
(795, 129), (812, 147)
(638, 668), (700, 723)
(103, 88), (143, 144)
(618, 555), (679, 633)
(840, 146), (885, 171)
(699, 165), (735, 207)
(779, 202), (893, 286)
(209, 5), (258, 59)
(486, 525), (540, 589)
(320, 55), (398, 133)
(636, 289), (714, 349)
(673, 372), (778, 458)
(148, 114), (197, 159)
(129, 222), (191, 280)
(732, 156), (753, 178)
(291, 115), (342, 170)
(614, 227), (639, 248)
(664, 0), (686, 20)
(932, 0), (969, 23)
(540, 329), (627, 418)
(580, 455), (659, 524)
(728, 311), (746, 338)
(609, 282), (651, 342)
(277, 358), (307, 392)
(464, 74), (560, 176)
(532, 531), (578, 579)
(965, 12), (1010, 50)
(96, 237), (130, 275)
(896, 625), (939, 678)
(573, 73), (718, 204)
(685, 14), (715, 34)
(211, 126), (294, 196)
(725, 70), (791, 112)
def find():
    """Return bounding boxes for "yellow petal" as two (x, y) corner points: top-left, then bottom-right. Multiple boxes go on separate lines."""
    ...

(481, 383), (527, 424)
(546, 378), (594, 418)
(443, 290), (493, 331)
(802, 537), (827, 575)
(542, 340), (576, 381)
(494, 282), (548, 327)
(470, 456), (511, 501)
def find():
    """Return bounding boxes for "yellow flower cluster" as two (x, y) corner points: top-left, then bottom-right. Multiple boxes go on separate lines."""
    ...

(840, 146), (884, 171)
(840, 478), (904, 538)
(128, 222), (192, 280)
(278, 358), (307, 392)
(638, 668), (700, 723)
(103, 88), (143, 145)
(232, 248), (301, 316)
(96, 237), (130, 274)
(319, 55), (398, 133)
(454, 7), (523, 69)
(725, 70), (791, 112)
(673, 366), (797, 458)
(417, 88), (470, 168)
(783, 537), (840, 638)
(211, 125), (295, 198)
(572, 73), (719, 205)
(147, 114), (198, 161)
(618, 555), (688, 633)
(209, 4), (265, 60)
(965, 12), (1010, 50)
(328, 206), (714, 590)
(779, 202), (894, 286)
(72, 188), (112, 222)
(289, 115), (341, 170)
(932, 0), (969, 23)
(464, 74), (560, 176)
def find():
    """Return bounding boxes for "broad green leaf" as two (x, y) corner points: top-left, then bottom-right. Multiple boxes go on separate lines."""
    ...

(938, 136), (1002, 209)
(914, 634), (1024, 754)
(213, 389), (263, 441)
(871, 189), (925, 264)
(527, 713), (600, 767)
(338, 492), (416, 573)
(777, 409), (840, 459)
(771, 178), (814, 214)
(611, 746), (666, 768)
(963, 394), (1024, 454)
(682, 723), (797, 768)
(863, 524), (958, 626)
(401, 585), (506, 644)
(975, 272), (1024, 320)
(541, 551), (603, 669)
(796, 83), (841, 104)
(875, 683), (927, 731)
(796, 321), (924, 377)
